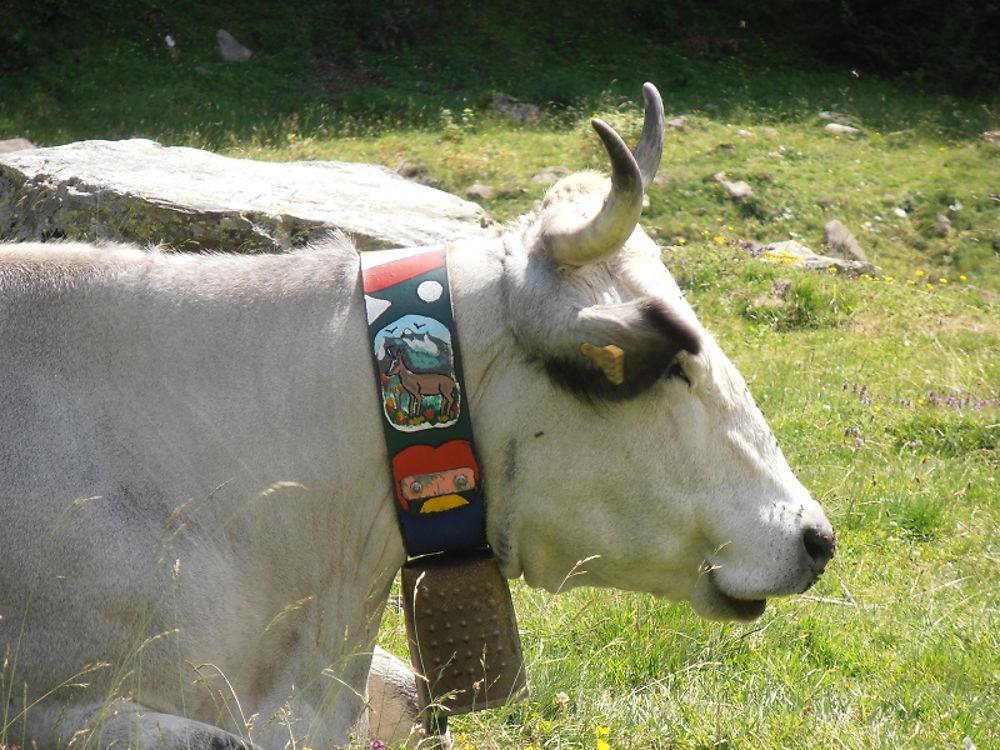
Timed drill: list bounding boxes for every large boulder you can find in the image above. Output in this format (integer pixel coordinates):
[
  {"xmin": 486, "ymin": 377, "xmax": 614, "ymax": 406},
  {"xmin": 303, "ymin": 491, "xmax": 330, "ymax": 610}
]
[{"xmin": 0, "ymin": 139, "xmax": 489, "ymax": 252}]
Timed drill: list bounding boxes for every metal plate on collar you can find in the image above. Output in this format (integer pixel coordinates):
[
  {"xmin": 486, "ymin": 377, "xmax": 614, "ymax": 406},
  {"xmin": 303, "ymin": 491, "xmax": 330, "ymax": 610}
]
[{"xmin": 401, "ymin": 550, "xmax": 528, "ymax": 716}]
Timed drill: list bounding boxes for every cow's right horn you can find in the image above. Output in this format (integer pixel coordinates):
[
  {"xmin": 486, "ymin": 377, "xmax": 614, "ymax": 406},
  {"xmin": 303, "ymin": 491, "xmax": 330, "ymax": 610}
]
[
  {"xmin": 633, "ymin": 82, "xmax": 664, "ymax": 192},
  {"xmin": 542, "ymin": 119, "xmax": 644, "ymax": 267}
]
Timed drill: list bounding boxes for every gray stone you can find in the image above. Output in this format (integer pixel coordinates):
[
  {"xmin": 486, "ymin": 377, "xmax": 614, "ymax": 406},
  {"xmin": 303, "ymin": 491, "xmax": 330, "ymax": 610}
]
[
  {"xmin": 981, "ymin": 130, "xmax": 1000, "ymax": 146},
  {"xmin": 935, "ymin": 213, "xmax": 952, "ymax": 236},
  {"xmin": 396, "ymin": 159, "xmax": 440, "ymax": 188},
  {"xmin": 713, "ymin": 172, "xmax": 752, "ymax": 200},
  {"xmin": 466, "ymin": 183, "xmax": 495, "ymax": 200},
  {"xmin": 531, "ymin": 167, "xmax": 569, "ymax": 185},
  {"xmin": 824, "ymin": 123, "xmax": 861, "ymax": 137},
  {"xmin": 665, "ymin": 116, "xmax": 690, "ymax": 131},
  {"xmin": 824, "ymin": 219, "xmax": 867, "ymax": 262},
  {"xmin": 0, "ymin": 138, "xmax": 35, "ymax": 154},
  {"xmin": 491, "ymin": 93, "xmax": 542, "ymax": 125},
  {"xmin": 216, "ymin": 29, "xmax": 252, "ymax": 63},
  {"xmin": 0, "ymin": 139, "xmax": 489, "ymax": 252},
  {"xmin": 758, "ymin": 240, "xmax": 875, "ymax": 274}
]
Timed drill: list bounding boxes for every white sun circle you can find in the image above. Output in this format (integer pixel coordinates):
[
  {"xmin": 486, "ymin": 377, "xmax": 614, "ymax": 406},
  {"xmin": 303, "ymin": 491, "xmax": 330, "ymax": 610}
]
[{"xmin": 417, "ymin": 279, "xmax": 444, "ymax": 303}]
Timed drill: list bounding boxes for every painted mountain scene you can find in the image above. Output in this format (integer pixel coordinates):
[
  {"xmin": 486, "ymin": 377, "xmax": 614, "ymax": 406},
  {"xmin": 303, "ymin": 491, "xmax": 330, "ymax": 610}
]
[{"xmin": 374, "ymin": 314, "xmax": 461, "ymax": 431}]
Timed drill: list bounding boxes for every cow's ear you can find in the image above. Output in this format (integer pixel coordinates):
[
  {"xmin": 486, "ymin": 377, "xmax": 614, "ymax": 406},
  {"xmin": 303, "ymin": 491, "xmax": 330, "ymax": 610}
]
[{"xmin": 540, "ymin": 297, "xmax": 701, "ymax": 400}]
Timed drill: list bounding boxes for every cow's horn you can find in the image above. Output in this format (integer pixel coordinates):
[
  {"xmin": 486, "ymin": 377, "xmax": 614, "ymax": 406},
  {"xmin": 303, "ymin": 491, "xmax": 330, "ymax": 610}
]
[
  {"xmin": 633, "ymin": 82, "xmax": 664, "ymax": 192},
  {"xmin": 543, "ymin": 118, "xmax": 644, "ymax": 267}
]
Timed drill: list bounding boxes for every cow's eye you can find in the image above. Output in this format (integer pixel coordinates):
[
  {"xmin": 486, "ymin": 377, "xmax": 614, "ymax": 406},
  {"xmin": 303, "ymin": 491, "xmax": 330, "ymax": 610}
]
[{"xmin": 665, "ymin": 360, "xmax": 691, "ymax": 386}]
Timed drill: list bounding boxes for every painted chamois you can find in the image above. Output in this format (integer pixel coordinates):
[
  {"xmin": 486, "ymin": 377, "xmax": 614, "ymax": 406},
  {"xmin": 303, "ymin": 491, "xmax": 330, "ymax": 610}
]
[{"xmin": 386, "ymin": 350, "xmax": 459, "ymax": 419}]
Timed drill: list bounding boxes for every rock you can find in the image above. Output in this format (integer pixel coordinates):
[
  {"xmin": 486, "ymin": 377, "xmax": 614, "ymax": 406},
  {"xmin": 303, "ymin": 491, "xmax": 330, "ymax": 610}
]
[
  {"xmin": 713, "ymin": 172, "xmax": 752, "ymax": 200},
  {"xmin": 665, "ymin": 116, "xmax": 690, "ymax": 131},
  {"xmin": 465, "ymin": 183, "xmax": 495, "ymax": 201},
  {"xmin": 757, "ymin": 240, "xmax": 875, "ymax": 274},
  {"xmin": 491, "ymin": 92, "xmax": 541, "ymax": 125},
  {"xmin": 736, "ymin": 129, "xmax": 754, "ymax": 138},
  {"xmin": 217, "ymin": 29, "xmax": 252, "ymax": 63},
  {"xmin": 531, "ymin": 167, "xmax": 569, "ymax": 185},
  {"xmin": 824, "ymin": 219, "xmax": 868, "ymax": 262},
  {"xmin": 935, "ymin": 213, "xmax": 952, "ymax": 236},
  {"xmin": 0, "ymin": 139, "xmax": 488, "ymax": 252},
  {"xmin": 0, "ymin": 138, "xmax": 35, "ymax": 154},
  {"xmin": 981, "ymin": 130, "xmax": 1000, "ymax": 146},
  {"xmin": 824, "ymin": 123, "xmax": 861, "ymax": 137}
]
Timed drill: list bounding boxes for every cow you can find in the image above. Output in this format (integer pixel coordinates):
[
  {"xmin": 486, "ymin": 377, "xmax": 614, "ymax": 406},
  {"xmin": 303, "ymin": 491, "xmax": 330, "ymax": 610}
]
[{"xmin": 0, "ymin": 84, "xmax": 834, "ymax": 749}]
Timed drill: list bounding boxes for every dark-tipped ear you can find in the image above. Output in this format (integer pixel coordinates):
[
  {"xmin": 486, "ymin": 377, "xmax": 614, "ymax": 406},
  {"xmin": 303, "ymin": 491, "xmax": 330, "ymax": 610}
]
[{"xmin": 542, "ymin": 297, "xmax": 701, "ymax": 400}]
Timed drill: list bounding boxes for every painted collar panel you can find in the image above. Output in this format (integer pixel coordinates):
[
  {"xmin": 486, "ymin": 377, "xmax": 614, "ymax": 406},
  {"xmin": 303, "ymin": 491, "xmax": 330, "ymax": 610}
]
[{"xmin": 361, "ymin": 246, "xmax": 487, "ymax": 556}]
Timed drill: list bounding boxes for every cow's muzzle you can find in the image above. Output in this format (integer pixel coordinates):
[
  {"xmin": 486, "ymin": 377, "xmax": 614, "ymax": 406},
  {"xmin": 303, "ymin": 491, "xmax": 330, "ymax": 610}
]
[{"xmin": 801, "ymin": 523, "xmax": 837, "ymax": 584}]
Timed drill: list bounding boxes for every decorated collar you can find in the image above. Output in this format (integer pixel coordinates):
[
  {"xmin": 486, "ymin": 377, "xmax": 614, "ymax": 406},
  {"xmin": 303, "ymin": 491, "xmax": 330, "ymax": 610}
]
[
  {"xmin": 360, "ymin": 246, "xmax": 527, "ymax": 726},
  {"xmin": 360, "ymin": 245, "xmax": 487, "ymax": 556}
]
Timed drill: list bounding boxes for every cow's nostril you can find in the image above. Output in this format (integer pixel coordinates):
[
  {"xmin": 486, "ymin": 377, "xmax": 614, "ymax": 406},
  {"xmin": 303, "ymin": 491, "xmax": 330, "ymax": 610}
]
[{"xmin": 802, "ymin": 525, "xmax": 836, "ymax": 572}]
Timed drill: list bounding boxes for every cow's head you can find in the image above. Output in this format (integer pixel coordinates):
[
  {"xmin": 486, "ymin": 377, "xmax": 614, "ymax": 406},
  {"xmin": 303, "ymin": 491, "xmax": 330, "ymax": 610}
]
[{"xmin": 480, "ymin": 84, "xmax": 835, "ymax": 621}]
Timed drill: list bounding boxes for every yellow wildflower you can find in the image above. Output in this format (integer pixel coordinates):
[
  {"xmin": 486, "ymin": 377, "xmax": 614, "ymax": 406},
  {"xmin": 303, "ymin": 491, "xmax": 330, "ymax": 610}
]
[
  {"xmin": 926, "ymin": 283, "xmax": 935, "ymax": 290},
  {"xmin": 915, "ymin": 269, "xmax": 925, "ymax": 277},
  {"xmin": 597, "ymin": 741, "xmax": 611, "ymax": 750},
  {"xmin": 714, "ymin": 236, "xmax": 726, "ymax": 245},
  {"xmin": 939, "ymin": 277, "xmax": 948, "ymax": 284},
  {"xmin": 959, "ymin": 274, "xmax": 968, "ymax": 281},
  {"xmin": 596, "ymin": 726, "xmax": 611, "ymax": 737},
  {"xmin": 827, "ymin": 265, "xmax": 838, "ymax": 274}
]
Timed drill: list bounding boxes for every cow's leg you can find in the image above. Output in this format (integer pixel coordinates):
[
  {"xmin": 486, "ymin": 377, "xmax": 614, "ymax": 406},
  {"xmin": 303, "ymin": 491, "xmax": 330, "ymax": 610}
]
[
  {"xmin": 363, "ymin": 647, "xmax": 451, "ymax": 748},
  {"xmin": 31, "ymin": 700, "xmax": 252, "ymax": 750},
  {"xmin": 364, "ymin": 647, "xmax": 420, "ymax": 744}
]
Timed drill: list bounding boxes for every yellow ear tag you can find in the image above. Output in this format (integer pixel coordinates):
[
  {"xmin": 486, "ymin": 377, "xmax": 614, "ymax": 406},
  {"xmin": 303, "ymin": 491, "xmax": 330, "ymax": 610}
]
[{"xmin": 580, "ymin": 342, "xmax": 625, "ymax": 385}]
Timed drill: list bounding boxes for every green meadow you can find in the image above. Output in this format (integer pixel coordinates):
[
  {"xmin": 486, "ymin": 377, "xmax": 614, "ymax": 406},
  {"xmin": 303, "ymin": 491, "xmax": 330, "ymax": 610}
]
[{"xmin": 2, "ymin": 3, "xmax": 997, "ymax": 747}]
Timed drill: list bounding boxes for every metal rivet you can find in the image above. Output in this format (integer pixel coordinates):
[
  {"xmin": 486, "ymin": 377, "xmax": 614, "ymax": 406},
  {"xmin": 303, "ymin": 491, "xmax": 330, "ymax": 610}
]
[
  {"xmin": 455, "ymin": 474, "xmax": 468, "ymax": 488},
  {"xmin": 410, "ymin": 480, "xmax": 423, "ymax": 493}
]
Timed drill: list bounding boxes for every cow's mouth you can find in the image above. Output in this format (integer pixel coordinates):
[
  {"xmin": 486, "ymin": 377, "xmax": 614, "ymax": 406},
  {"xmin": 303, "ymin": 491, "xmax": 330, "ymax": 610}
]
[
  {"xmin": 713, "ymin": 585, "xmax": 766, "ymax": 621},
  {"xmin": 695, "ymin": 570, "xmax": 767, "ymax": 621}
]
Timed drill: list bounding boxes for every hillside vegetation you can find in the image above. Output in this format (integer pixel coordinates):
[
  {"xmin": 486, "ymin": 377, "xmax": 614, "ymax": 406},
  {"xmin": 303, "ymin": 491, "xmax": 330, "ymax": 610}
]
[{"xmin": 1, "ymin": 3, "xmax": 998, "ymax": 748}]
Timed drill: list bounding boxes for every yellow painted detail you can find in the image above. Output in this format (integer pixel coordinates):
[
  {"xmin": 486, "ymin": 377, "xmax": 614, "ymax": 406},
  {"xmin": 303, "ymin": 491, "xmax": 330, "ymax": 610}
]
[{"xmin": 420, "ymin": 494, "xmax": 469, "ymax": 513}]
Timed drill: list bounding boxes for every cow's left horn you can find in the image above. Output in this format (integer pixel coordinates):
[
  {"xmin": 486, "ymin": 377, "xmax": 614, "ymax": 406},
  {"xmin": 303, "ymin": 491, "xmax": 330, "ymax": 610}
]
[{"xmin": 542, "ymin": 118, "xmax": 644, "ymax": 267}]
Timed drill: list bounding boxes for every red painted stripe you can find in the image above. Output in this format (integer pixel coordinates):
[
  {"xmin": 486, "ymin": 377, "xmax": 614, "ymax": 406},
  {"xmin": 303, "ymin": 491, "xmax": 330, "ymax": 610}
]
[{"xmin": 362, "ymin": 249, "xmax": 445, "ymax": 294}]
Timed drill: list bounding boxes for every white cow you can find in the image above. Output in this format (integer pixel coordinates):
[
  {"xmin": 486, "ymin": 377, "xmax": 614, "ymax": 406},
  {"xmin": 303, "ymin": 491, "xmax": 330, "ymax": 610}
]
[{"xmin": 0, "ymin": 84, "xmax": 834, "ymax": 749}]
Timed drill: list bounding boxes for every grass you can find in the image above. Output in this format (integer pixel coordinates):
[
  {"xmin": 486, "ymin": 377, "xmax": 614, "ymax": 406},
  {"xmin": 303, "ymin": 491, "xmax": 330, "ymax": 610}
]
[{"xmin": 2, "ymin": 7, "xmax": 999, "ymax": 748}]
